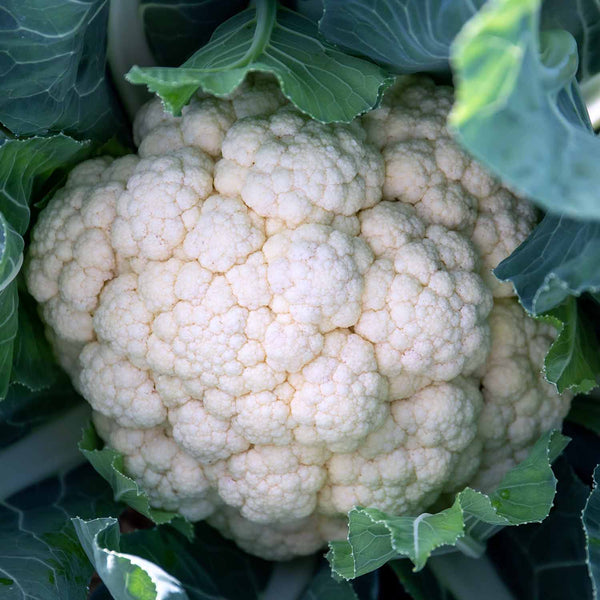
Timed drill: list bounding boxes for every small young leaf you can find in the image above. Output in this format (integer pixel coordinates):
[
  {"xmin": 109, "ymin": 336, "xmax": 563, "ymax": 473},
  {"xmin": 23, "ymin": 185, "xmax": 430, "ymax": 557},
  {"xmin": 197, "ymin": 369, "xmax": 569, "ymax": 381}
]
[
  {"xmin": 119, "ymin": 524, "xmax": 272, "ymax": 600},
  {"xmin": 538, "ymin": 297, "xmax": 600, "ymax": 393},
  {"xmin": 72, "ymin": 517, "xmax": 188, "ymax": 600},
  {"xmin": 127, "ymin": 1, "xmax": 391, "ymax": 122},
  {"xmin": 79, "ymin": 424, "xmax": 193, "ymax": 539},
  {"xmin": 328, "ymin": 430, "xmax": 568, "ymax": 579}
]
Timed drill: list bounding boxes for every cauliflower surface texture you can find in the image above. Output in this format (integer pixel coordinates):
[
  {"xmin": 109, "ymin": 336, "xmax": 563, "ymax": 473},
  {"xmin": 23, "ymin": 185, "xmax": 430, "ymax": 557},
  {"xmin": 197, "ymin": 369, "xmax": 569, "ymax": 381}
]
[{"xmin": 26, "ymin": 75, "xmax": 571, "ymax": 560}]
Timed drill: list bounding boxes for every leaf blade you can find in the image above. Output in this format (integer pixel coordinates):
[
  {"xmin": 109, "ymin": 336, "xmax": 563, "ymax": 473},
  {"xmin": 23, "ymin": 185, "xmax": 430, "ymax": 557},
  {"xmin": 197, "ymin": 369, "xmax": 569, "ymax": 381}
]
[
  {"xmin": 128, "ymin": 6, "xmax": 391, "ymax": 122},
  {"xmin": 328, "ymin": 430, "xmax": 568, "ymax": 579}
]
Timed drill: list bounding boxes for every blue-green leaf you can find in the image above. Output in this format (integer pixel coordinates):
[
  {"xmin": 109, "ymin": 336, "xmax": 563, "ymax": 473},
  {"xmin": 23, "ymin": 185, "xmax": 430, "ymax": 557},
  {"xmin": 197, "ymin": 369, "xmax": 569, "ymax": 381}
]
[
  {"xmin": 450, "ymin": 0, "xmax": 600, "ymax": 220},
  {"xmin": 568, "ymin": 395, "xmax": 600, "ymax": 436},
  {"xmin": 300, "ymin": 560, "xmax": 358, "ymax": 600},
  {"xmin": 319, "ymin": 0, "xmax": 484, "ymax": 73},
  {"xmin": 0, "ymin": 379, "xmax": 82, "ymax": 450},
  {"xmin": 0, "ymin": 135, "xmax": 91, "ymax": 235},
  {"xmin": 79, "ymin": 424, "xmax": 193, "ymax": 538},
  {"xmin": 0, "ymin": 0, "xmax": 127, "ymax": 140},
  {"xmin": 583, "ymin": 465, "xmax": 600, "ymax": 597},
  {"xmin": 140, "ymin": 0, "xmax": 248, "ymax": 66},
  {"xmin": 328, "ymin": 430, "xmax": 568, "ymax": 578},
  {"xmin": 494, "ymin": 215, "xmax": 600, "ymax": 315},
  {"xmin": 0, "ymin": 464, "xmax": 120, "ymax": 600},
  {"xmin": 541, "ymin": 0, "xmax": 600, "ymax": 82},
  {"xmin": 127, "ymin": 2, "xmax": 391, "ymax": 122},
  {"xmin": 0, "ymin": 217, "xmax": 22, "ymax": 399},
  {"xmin": 10, "ymin": 288, "xmax": 61, "ymax": 392},
  {"xmin": 0, "ymin": 134, "xmax": 91, "ymax": 400}
]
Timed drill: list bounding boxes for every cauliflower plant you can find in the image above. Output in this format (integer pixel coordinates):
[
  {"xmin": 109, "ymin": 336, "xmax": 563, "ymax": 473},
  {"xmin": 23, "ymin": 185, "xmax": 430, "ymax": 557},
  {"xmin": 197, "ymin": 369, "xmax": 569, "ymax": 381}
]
[{"xmin": 26, "ymin": 75, "xmax": 571, "ymax": 560}]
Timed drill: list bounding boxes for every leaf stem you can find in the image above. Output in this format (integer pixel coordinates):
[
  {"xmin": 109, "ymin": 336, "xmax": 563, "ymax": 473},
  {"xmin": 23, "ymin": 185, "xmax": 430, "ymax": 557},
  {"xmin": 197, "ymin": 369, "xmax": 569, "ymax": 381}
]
[
  {"xmin": 245, "ymin": 0, "xmax": 277, "ymax": 64},
  {"xmin": 0, "ymin": 403, "xmax": 90, "ymax": 499},
  {"xmin": 428, "ymin": 552, "xmax": 516, "ymax": 600}
]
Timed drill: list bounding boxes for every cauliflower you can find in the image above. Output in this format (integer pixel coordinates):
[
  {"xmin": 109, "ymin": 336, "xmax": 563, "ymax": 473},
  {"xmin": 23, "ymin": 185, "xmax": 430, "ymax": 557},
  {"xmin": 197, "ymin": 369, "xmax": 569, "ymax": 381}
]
[{"xmin": 26, "ymin": 74, "xmax": 571, "ymax": 560}]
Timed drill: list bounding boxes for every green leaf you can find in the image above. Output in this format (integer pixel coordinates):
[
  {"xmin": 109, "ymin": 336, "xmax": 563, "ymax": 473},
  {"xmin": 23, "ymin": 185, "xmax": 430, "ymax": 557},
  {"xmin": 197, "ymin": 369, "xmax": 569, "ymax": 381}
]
[
  {"xmin": 538, "ymin": 297, "xmax": 600, "ymax": 393},
  {"xmin": 449, "ymin": 0, "xmax": 600, "ymax": 220},
  {"xmin": 140, "ymin": 0, "xmax": 248, "ymax": 66},
  {"xmin": 328, "ymin": 430, "xmax": 568, "ymax": 579},
  {"xmin": 0, "ymin": 464, "xmax": 121, "ymax": 600},
  {"xmin": 127, "ymin": 0, "xmax": 391, "ymax": 122},
  {"xmin": 0, "ymin": 0, "xmax": 127, "ymax": 140},
  {"xmin": 486, "ymin": 460, "xmax": 594, "ymax": 599},
  {"xmin": 494, "ymin": 215, "xmax": 600, "ymax": 315},
  {"xmin": 119, "ymin": 524, "xmax": 272, "ymax": 600},
  {"xmin": 319, "ymin": 0, "xmax": 485, "ymax": 74},
  {"xmin": 79, "ymin": 424, "xmax": 193, "ymax": 539},
  {"xmin": 494, "ymin": 214, "xmax": 600, "ymax": 394},
  {"xmin": 568, "ymin": 396, "xmax": 600, "ymax": 436},
  {"xmin": 73, "ymin": 517, "xmax": 188, "ymax": 600},
  {"xmin": 583, "ymin": 465, "xmax": 600, "ymax": 598}
]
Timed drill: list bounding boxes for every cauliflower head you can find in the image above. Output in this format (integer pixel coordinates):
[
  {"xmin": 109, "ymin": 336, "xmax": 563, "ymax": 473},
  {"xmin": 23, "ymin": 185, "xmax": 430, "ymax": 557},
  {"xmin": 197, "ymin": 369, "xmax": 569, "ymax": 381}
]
[{"xmin": 26, "ymin": 75, "xmax": 571, "ymax": 560}]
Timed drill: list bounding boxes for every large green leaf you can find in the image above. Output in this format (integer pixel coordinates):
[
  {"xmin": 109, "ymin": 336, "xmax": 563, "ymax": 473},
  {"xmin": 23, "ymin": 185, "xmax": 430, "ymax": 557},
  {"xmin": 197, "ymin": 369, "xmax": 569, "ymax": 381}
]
[
  {"xmin": 140, "ymin": 0, "xmax": 248, "ymax": 66},
  {"xmin": 79, "ymin": 424, "xmax": 193, "ymax": 538},
  {"xmin": 583, "ymin": 465, "xmax": 600, "ymax": 598},
  {"xmin": 0, "ymin": 464, "xmax": 120, "ymax": 600},
  {"xmin": 73, "ymin": 517, "xmax": 189, "ymax": 600},
  {"xmin": 319, "ymin": 0, "xmax": 484, "ymax": 73},
  {"xmin": 0, "ymin": 134, "xmax": 91, "ymax": 400},
  {"xmin": 450, "ymin": 0, "xmax": 600, "ymax": 220},
  {"xmin": 538, "ymin": 297, "xmax": 600, "ymax": 393},
  {"xmin": 328, "ymin": 430, "xmax": 568, "ymax": 579},
  {"xmin": 487, "ymin": 460, "xmax": 594, "ymax": 600},
  {"xmin": 0, "ymin": 217, "xmax": 22, "ymax": 399},
  {"xmin": 568, "ymin": 395, "xmax": 600, "ymax": 436},
  {"xmin": 127, "ymin": 0, "xmax": 391, "ymax": 122},
  {"xmin": 0, "ymin": 0, "xmax": 127, "ymax": 140}
]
